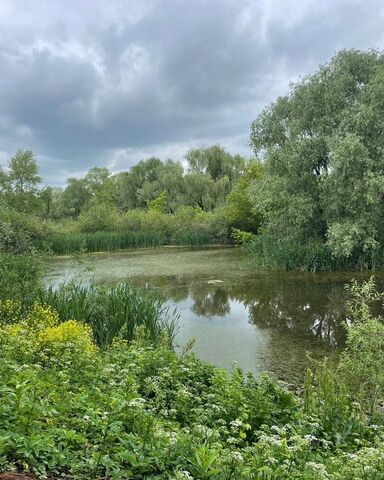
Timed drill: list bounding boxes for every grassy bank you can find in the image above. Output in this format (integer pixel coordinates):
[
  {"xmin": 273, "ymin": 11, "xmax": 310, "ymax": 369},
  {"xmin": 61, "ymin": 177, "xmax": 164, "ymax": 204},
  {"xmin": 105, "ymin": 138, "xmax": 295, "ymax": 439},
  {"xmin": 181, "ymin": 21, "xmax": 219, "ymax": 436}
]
[
  {"xmin": 0, "ymin": 297, "xmax": 383, "ymax": 479},
  {"xmin": 0, "ymin": 253, "xmax": 384, "ymax": 478}
]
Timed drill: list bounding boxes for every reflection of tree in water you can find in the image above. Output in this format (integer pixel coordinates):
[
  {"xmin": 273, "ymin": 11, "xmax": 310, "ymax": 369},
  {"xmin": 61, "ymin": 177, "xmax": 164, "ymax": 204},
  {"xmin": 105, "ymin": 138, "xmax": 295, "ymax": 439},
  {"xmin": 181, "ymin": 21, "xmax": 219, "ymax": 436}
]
[
  {"xmin": 143, "ymin": 273, "xmax": 350, "ymax": 348},
  {"xmin": 190, "ymin": 285, "xmax": 231, "ymax": 317},
  {"xmin": 234, "ymin": 277, "xmax": 347, "ymax": 348}
]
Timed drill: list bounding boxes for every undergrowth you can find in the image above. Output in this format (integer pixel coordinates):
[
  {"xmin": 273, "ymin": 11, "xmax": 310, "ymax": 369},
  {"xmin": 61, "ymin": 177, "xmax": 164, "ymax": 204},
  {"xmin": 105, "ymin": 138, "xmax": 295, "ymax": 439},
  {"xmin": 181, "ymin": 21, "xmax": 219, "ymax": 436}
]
[{"xmin": 0, "ymin": 254, "xmax": 383, "ymax": 479}]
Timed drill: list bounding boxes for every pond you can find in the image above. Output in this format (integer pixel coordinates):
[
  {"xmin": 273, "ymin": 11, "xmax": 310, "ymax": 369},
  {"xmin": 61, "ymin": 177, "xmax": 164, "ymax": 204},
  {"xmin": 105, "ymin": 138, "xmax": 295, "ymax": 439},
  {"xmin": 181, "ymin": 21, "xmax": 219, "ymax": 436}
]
[{"xmin": 46, "ymin": 246, "xmax": 377, "ymax": 384}]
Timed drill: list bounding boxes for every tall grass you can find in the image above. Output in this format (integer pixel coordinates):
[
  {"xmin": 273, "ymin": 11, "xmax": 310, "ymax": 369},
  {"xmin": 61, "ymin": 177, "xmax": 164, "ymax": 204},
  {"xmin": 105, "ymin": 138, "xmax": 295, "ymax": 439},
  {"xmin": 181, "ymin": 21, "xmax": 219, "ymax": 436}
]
[
  {"xmin": 246, "ymin": 235, "xmax": 341, "ymax": 272},
  {"xmin": 173, "ymin": 231, "xmax": 211, "ymax": 246},
  {"xmin": 39, "ymin": 282, "xmax": 179, "ymax": 346},
  {"xmin": 38, "ymin": 231, "xmax": 167, "ymax": 255},
  {"xmin": 247, "ymin": 234, "xmax": 384, "ymax": 271},
  {"xmin": 37, "ymin": 230, "xmax": 217, "ymax": 254}
]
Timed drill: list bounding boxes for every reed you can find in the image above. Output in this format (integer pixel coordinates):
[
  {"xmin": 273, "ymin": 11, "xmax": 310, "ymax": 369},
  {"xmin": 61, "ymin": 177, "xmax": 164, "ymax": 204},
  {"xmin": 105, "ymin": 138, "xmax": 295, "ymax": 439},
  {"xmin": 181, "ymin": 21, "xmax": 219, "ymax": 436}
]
[
  {"xmin": 38, "ymin": 229, "xmax": 218, "ymax": 254},
  {"xmin": 173, "ymin": 231, "xmax": 211, "ymax": 246},
  {"xmin": 39, "ymin": 282, "xmax": 179, "ymax": 346},
  {"xmin": 246, "ymin": 235, "xmax": 341, "ymax": 272},
  {"xmin": 40, "ymin": 231, "xmax": 167, "ymax": 254}
]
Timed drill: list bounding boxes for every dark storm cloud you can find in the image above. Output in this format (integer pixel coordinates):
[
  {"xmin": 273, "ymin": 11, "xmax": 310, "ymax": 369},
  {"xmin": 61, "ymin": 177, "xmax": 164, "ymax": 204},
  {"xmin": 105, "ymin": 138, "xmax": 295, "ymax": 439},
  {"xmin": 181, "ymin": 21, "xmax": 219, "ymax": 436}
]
[{"xmin": 0, "ymin": 0, "xmax": 383, "ymax": 184}]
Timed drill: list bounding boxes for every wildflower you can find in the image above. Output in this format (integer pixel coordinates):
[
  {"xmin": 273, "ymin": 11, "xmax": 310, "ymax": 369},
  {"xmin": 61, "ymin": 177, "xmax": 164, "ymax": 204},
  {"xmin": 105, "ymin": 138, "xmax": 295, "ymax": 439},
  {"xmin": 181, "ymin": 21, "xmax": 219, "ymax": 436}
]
[
  {"xmin": 304, "ymin": 434, "xmax": 318, "ymax": 443},
  {"xmin": 230, "ymin": 419, "xmax": 243, "ymax": 429},
  {"xmin": 232, "ymin": 451, "xmax": 244, "ymax": 462}
]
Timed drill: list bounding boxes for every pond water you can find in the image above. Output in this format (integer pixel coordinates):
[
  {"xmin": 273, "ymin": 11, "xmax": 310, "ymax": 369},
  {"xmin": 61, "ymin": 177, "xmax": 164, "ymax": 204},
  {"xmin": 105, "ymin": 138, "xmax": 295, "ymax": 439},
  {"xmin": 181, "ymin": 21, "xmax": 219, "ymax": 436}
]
[{"xmin": 46, "ymin": 246, "xmax": 378, "ymax": 383}]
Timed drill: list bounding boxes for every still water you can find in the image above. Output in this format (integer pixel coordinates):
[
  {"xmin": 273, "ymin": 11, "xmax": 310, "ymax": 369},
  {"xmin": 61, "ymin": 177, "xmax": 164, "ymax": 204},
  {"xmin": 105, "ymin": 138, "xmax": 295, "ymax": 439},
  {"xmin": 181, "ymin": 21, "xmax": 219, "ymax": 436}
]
[{"xmin": 46, "ymin": 246, "xmax": 376, "ymax": 383}]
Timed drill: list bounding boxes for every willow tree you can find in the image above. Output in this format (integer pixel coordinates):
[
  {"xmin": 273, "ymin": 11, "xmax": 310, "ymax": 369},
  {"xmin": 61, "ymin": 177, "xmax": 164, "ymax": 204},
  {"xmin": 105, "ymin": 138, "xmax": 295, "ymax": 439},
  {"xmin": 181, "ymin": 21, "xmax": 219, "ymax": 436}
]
[{"xmin": 249, "ymin": 49, "xmax": 384, "ymax": 264}]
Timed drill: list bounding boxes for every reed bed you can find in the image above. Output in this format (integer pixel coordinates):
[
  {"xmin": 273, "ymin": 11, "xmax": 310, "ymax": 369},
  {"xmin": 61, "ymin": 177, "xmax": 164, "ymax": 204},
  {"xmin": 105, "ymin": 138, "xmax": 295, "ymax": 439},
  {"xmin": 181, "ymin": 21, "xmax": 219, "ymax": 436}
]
[
  {"xmin": 40, "ymin": 231, "xmax": 167, "ymax": 254},
  {"xmin": 38, "ymin": 230, "xmax": 217, "ymax": 254},
  {"xmin": 173, "ymin": 230, "xmax": 211, "ymax": 246},
  {"xmin": 247, "ymin": 234, "xmax": 384, "ymax": 271},
  {"xmin": 39, "ymin": 282, "xmax": 179, "ymax": 346},
  {"xmin": 247, "ymin": 235, "xmax": 341, "ymax": 272}
]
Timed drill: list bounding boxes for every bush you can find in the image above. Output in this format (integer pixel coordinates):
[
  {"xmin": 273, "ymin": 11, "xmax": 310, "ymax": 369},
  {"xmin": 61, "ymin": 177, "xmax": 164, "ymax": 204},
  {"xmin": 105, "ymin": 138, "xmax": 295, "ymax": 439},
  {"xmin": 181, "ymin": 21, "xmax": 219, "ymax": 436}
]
[
  {"xmin": 339, "ymin": 278, "xmax": 384, "ymax": 417},
  {"xmin": 0, "ymin": 253, "xmax": 43, "ymax": 304},
  {"xmin": 303, "ymin": 278, "xmax": 384, "ymax": 448},
  {"xmin": 78, "ymin": 203, "xmax": 120, "ymax": 233},
  {"xmin": 0, "ymin": 209, "xmax": 56, "ymax": 254}
]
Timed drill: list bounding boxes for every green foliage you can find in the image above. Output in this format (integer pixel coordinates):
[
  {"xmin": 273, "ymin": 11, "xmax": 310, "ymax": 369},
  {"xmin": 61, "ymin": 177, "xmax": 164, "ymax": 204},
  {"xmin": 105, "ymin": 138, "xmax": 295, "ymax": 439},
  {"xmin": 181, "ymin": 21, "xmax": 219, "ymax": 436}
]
[
  {"xmin": 42, "ymin": 231, "xmax": 167, "ymax": 254},
  {"xmin": 0, "ymin": 317, "xmax": 383, "ymax": 479},
  {"xmin": 246, "ymin": 235, "xmax": 338, "ymax": 272},
  {"xmin": 39, "ymin": 282, "xmax": 178, "ymax": 347},
  {"xmin": 304, "ymin": 278, "xmax": 384, "ymax": 450},
  {"xmin": 78, "ymin": 203, "xmax": 120, "ymax": 233},
  {"xmin": 0, "ymin": 208, "xmax": 56, "ymax": 255},
  {"xmin": 147, "ymin": 191, "xmax": 168, "ymax": 213},
  {"xmin": 249, "ymin": 49, "xmax": 384, "ymax": 269},
  {"xmin": 231, "ymin": 228, "xmax": 255, "ymax": 246},
  {"xmin": 339, "ymin": 278, "xmax": 384, "ymax": 416},
  {"xmin": 185, "ymin": 145, "xmax": 245, "ymax": 184},
  {"xmin": 0, "ymin": 149, "xmax": 43, "ymax": 213},
  {"xmin": 226, "ymin": 161, "xmax": 263, "ymax": 233},
  {"xmin": 0, "ymin": 254, "xmax": 43, "ymax": 304},
  {"xmin": 0, "ymin": 272, "xmax": 383, "ymax": 478},
  {"xmin": 38, "ymin": 207, "xmax": 229, "ymax": 254}
]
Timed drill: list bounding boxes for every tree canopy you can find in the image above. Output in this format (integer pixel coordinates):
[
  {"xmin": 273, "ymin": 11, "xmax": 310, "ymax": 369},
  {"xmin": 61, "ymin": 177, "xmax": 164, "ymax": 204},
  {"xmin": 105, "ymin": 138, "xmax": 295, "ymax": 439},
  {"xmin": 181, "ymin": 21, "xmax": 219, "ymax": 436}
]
[
  {"xmin": 249, "ymin": 49, "xmax": 384, "ymax": 264},
  {"xmin": 0, "ymin": 149, "xmax": 43, "ymax": 213}
]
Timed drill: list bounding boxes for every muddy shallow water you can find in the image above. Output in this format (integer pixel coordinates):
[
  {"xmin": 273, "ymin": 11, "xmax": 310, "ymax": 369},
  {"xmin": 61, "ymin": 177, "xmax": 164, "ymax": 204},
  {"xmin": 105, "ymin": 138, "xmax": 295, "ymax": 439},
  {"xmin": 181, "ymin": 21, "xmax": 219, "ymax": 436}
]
[{"xmin": 46, "ymin": 246, "xmax": 380, "ymax": 383}]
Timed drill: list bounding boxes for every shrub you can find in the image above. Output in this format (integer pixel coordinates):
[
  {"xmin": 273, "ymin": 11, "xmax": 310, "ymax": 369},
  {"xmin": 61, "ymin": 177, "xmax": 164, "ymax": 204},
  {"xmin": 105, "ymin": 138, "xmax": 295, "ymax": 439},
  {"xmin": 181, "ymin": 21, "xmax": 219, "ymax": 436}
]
[
  {"xmin": 0, "ymin": 253, "xmax": 43, "ymax": 304},
  {"xmin": 38, "ymin": 320, "xmax": 96, "ymax": 356},
  {"xmin": 231, "ymin": 228, "xmax": 255, "ymax": 245},
  {"xmin": 78, "ymin": 203, "xmax": 120, "ymax": 233}
]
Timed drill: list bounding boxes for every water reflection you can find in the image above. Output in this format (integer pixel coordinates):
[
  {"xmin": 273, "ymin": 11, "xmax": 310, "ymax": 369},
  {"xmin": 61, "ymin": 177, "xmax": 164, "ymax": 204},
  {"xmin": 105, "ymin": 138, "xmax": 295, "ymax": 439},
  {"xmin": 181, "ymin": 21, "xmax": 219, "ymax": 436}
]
[
  {"xmin": 47, "ymin": 247, "xmax": 381, "ymax": 383},
  {"xmin": 191, "ymin": 286, "xmax": 231, "ymax": 317},
  {"xmin": 161, "ymin": 278, "xmax": 347, "ymax": 349}
]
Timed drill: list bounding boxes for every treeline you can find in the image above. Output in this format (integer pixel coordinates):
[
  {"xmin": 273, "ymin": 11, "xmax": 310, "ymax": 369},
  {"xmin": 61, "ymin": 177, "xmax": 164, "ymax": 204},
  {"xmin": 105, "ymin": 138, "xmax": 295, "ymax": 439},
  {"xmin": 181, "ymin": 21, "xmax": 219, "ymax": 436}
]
[{"xmin": 0, "ymin": 146, "xmax": 262, "ymax": 254}]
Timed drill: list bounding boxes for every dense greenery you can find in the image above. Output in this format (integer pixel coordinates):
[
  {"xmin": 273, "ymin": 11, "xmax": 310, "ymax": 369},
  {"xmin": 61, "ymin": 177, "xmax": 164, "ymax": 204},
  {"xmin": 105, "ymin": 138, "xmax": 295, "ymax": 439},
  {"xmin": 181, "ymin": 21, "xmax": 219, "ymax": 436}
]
[
  {"xmin": 247, "ymin": 49, "xmax": 384, "ymax": 270},
  {"xmin": 0, "ymin": 146, "xmax": 248, "ymax": 254},
  {"xmin": 39, "ymin": 282, "xmax": 178, "ymax": 347},
  {"xmin": 0, "ymin": 253, "xmax": 383, "ymax": 478}
]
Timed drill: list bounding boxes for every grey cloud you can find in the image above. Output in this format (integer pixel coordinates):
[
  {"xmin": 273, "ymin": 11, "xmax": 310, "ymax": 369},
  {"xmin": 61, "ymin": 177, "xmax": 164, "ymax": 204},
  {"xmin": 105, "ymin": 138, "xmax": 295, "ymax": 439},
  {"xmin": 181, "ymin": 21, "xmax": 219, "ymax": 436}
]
[{"xmin": 0, "ymin": 0, "xmax": 383, "ymax": 185}]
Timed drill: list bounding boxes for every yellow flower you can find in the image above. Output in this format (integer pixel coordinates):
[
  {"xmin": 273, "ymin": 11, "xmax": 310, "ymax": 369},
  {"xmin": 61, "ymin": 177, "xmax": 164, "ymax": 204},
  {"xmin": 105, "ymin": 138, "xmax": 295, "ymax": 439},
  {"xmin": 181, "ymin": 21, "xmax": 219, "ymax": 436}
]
[
  {"xmin": 38, "ymin": 320, "xmax": 96, "ymax": 354},
  {"xmin": 0, "ymin": 299, "xmax": 22, "ymax": 325},
  {"xmin": 25, "ymin": 303, "xmax": 59, "ymax": 331}
]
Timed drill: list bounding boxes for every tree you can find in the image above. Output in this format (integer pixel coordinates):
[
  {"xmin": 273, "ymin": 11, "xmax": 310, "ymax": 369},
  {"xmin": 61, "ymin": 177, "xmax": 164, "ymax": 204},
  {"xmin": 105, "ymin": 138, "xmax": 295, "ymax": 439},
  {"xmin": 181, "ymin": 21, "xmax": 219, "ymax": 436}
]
[
  {"xmin": 84, "ymin": 167, "xmax": 113, "ymax": 204},
  {"xmin": 226, "ymin": 161, "xmax": 263, "ymax": 233},
  {"xmin": 185, "ymin": 145, "xmax": 245, "ymax": 185},
  {"xmin": 113, "ymin": 157, "xmax": 165, "ymax": 210},
  {"xmin": 184, "ymin": 173, "xmax": 216, "ymax": 211},
  {"xmin": 1, "ymin": 149, "xmax": 42, "ymax": 213},
  {"xmin": 56, "ymin": 177, "xmax": 91, "ymax": 217},
  {"xmin": 249, "ymin": 49, "xmax": 384, "ymax": 264},
  {"xmin": 184, "ymin": 146, "xmax": 246, "ymax": 211}
]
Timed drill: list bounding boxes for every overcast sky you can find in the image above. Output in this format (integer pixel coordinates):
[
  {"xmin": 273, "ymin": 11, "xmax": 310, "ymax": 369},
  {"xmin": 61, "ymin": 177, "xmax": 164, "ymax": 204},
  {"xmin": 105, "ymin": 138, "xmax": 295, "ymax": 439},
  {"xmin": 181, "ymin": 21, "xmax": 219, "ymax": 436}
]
[{"xmin": 0, "ymin": 0, "xmax": 383, "ymax": 185}]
